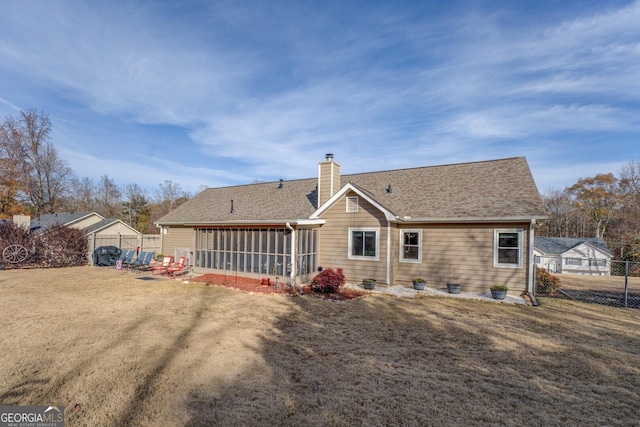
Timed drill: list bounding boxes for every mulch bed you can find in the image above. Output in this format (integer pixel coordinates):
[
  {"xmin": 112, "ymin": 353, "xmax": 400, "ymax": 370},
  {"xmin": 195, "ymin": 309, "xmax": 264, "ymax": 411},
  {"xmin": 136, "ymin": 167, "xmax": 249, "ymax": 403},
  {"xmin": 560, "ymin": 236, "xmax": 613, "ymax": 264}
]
[{"xmin": 187, "ymin": 273, "xmax": 366, "ymax": 300}]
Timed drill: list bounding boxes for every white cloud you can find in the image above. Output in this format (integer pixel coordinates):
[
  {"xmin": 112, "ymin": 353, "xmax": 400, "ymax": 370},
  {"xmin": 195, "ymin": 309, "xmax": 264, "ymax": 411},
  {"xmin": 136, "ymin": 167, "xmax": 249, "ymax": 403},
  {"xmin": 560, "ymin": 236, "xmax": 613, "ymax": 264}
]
[{"xmin": 1, "ymin": 1, "xmax": 639, "ymax": 193}]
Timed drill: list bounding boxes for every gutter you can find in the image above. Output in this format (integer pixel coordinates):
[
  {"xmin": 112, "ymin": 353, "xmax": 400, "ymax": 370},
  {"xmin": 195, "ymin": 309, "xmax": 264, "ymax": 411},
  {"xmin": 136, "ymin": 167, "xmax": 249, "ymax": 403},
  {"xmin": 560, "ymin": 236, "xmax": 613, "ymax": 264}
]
[
  {"xmin": 393, "ymin": 215, "xmax": 548, "ymax": 224},
  {"xmin": 155, "ymin": 219, "xmax": 326, "ymax": 227}
]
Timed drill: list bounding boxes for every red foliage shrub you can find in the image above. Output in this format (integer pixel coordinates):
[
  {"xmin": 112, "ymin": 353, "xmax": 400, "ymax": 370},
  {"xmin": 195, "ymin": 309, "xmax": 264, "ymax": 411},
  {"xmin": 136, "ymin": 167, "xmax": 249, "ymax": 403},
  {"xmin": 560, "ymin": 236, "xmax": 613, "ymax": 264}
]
[
  {"xmin": 310, "ymin": 267, "xmax": 345, "ymax": 294},
  {"xmin": 0, "ymin": 221, "xmax": 88, "ymax": 268},
  {"xmin": 38, "ymin": 225, "xmax": 88, "ymax": 267}
]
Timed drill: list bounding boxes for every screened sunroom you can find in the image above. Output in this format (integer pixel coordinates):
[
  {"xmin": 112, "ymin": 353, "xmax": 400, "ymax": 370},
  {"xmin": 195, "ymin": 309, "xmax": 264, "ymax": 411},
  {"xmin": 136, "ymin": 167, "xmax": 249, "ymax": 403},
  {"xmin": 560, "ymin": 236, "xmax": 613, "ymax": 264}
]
[{"xmin": 194, "ymin": 227, "xmax": 318, "ymax": 280}]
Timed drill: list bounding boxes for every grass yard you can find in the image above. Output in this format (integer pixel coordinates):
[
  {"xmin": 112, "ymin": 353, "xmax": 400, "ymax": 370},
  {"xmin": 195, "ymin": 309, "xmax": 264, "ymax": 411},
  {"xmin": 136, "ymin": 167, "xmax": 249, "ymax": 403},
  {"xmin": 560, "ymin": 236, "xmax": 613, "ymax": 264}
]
[
  {"xmin": 1, "ymin": 267, "xmax": 639, "ymax": 426},
  {"xmin": 558, "ymin": 272, "xmax": 640, "ymax": 292}
]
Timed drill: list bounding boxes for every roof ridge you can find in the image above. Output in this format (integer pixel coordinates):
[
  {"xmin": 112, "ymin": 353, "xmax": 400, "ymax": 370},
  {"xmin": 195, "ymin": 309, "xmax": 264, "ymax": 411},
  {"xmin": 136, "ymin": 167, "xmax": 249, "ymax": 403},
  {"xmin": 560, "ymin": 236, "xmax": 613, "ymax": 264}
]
[
  {"xmin": 201, "ymin": 176, "xmax": 317, "ymax": 191},
  {"xmin": 342, "ymin": 157, "xmax": 525, "ymax": 178},
  {"xmin": 202, "ymin": 157, "xmax": 526, "ymax": 191}
]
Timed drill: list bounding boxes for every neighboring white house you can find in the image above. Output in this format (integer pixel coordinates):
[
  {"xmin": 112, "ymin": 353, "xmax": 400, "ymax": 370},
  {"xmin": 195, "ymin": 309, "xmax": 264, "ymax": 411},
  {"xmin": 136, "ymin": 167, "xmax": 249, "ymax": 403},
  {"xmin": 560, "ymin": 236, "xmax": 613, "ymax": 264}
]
[{"xmin": 534, "ymin": 237, "xmax": 612, "ymax": 275}]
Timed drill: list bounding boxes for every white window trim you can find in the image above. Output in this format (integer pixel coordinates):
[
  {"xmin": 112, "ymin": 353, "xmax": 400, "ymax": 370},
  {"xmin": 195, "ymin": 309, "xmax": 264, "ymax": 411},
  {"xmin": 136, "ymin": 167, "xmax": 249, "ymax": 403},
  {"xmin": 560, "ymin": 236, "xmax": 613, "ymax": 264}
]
[
  {"xmin": 493, "ymin": 229, "xmax": 523, "ymax": 268},
  {"xmin": 346, "ymin": 196, "xmax": 359, "ymax": 213},
  {"xmin": 399, "ymin": 229, "xmax": 422, "ymax": 263},
  {"xmin": 348, "ymin": 227, "xmax": 379, "ymax": 261}
]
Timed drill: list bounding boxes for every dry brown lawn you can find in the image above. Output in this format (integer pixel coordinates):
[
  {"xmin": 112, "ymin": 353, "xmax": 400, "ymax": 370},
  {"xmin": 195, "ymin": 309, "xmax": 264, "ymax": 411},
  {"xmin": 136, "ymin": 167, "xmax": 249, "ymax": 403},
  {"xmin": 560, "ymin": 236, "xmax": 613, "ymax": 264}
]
[
  {"xmin": 558, "ymin": 272, "xmax": 640, "ymax": 292},
  {"xmin": 1, "ymin": 267, "xmax": 639, "ymax": 426}
]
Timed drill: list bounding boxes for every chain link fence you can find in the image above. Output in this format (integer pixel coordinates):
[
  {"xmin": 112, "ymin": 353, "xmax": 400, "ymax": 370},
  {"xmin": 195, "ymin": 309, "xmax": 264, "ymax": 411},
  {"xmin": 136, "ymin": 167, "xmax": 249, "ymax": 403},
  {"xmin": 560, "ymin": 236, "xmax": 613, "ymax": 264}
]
[{"xmin": 535, "ymin": 261, "xmax": 640, "ymax": 309}]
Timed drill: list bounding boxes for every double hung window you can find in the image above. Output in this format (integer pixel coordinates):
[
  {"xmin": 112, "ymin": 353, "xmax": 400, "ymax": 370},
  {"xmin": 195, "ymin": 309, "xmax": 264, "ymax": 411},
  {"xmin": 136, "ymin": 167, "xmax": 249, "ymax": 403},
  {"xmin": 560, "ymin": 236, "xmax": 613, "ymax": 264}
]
[
  {"xmin": 349, "ymin": 228, "xmax": 378, "ymax": 260},
  {"xmin": 494, "ymin": 229, "xmax": 522, "ymax": 268},
  {"xmin": 400, "ymin": 230, "xmax": 421, "ymax": 262}
]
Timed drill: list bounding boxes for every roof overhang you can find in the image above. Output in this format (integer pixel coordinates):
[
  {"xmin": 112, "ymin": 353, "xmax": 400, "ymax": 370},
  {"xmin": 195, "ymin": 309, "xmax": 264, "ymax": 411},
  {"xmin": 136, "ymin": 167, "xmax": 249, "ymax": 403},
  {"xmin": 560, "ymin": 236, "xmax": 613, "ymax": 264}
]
[
  {"xmin": 84, "ymin": 219, "xmax": 141, "ymax": 235},
  {"xmin": 393, "ymin": 215, "xmax": 547, "ymax": 224},
  {"xmin": 158, "ymin": 219, "xmax": 326, "ymax": 227},
  {"xmin": 311, "ymin": 183, "xmax": 396, "ymax": 221},
  {"xmin": 565, "ymin": 241, "xmax": 612, "ymax": 257},
  {"xmin": 68, "ymin": 212, "xmax": 105, "ymax": 227}
]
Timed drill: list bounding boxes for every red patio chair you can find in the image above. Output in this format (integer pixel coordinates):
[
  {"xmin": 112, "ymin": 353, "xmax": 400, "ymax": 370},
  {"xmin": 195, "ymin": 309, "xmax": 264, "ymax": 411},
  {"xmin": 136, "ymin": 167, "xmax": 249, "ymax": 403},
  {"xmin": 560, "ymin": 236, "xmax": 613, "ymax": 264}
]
[
  {"xmin": 166, "ymin": 256, "xmax": 188, "ymax": 278},
  {"xmin": 151, "ymin": 256, "xmax": 173, "ymax": 275}
]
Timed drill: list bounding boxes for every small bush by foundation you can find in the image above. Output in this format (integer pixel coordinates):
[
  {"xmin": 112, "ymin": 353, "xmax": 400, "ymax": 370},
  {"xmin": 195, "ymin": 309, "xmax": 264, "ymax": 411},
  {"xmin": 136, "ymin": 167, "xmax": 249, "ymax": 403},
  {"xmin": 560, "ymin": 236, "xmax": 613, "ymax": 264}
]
[{"xmin": 310, "ymin": 268, "xmax": 346, "ymax": 294}]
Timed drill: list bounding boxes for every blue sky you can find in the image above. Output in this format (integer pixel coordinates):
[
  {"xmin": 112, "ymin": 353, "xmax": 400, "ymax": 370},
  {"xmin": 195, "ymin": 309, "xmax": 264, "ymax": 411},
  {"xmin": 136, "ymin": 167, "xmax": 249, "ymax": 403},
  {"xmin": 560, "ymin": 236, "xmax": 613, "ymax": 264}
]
[{"xmin": 1, "ymin": 1, "xmax": 638, "ymax": 195}]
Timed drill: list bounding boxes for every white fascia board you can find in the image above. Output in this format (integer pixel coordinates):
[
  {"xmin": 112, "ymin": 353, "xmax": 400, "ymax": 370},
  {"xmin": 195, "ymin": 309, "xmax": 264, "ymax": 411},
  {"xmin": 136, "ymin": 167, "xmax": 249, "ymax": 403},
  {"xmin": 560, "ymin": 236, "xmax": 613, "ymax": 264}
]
[
  {"xmin": 166, "ymin": 219, "xmax": 326, "ymax": 227},
  {"xmin": 310, "ymin": 183, "xmax": 396, "ymax": 221},
  {"xmin": 581, "ymin": 241, "xmax": 612, "ymax": 257},
  {"xmin": 68, "ymin": 212, "xmax": 105, "ymax": 227},
  {"xmin": 88, "ymin": 219, "xmax": 141, "ymax": 236},
  {"xmin": 396, "ymin": 216, "xmax": 545, "ymax": 224},
  {"xmin": 295, "ymin": 219, "xmax": 327, "ymax": 226}
]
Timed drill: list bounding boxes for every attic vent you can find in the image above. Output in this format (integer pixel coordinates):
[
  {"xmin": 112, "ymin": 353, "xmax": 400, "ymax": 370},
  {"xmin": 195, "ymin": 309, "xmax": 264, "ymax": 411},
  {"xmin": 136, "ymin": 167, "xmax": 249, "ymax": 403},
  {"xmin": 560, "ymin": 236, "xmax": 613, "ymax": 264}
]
[
  {"xmin": 346, "ymin": 196, "xmax": 359, "ymax": 213},
  {"xmin": 386, "ymin": 184, "xmax": 392, "ymax": 193},
  {"xmin": 230, "ymin": 199, "xmax": 234, "ymax": 214}
]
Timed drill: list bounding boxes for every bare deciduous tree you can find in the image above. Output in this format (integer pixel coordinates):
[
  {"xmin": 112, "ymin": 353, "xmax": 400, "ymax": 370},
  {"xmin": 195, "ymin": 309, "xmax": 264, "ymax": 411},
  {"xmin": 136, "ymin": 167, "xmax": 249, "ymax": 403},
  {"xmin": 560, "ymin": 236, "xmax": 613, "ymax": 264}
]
[
  {"xmin": 122, "ymin": 183, "xmax": 150, "ymax": 232},
  {"xmin": 65, "ymin": 176, "xmax": 97, "ymax": 212},
  {"xmin": 542, "ymin": 188, "xmax": 573, "ymax": 237},
  {"xmin": 567, "ymin": 173, "xmax": 619, "ymax": 239},
  {"xmin": 94, "ymin": 175, "xmax": 122, "ymax": 218},
  {"xmin": 155, "ymin": 180, "xmax": 189, "ymax": 212},
  {"xmin": 0, "ymin": 109, "xmax": 73, "ymax": 215}
]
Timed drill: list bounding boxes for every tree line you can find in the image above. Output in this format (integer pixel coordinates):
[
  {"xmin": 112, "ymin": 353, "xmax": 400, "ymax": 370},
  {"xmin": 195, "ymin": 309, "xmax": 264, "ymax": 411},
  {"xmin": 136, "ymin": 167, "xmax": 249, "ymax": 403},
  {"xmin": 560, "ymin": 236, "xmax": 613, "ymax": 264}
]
[
  {"xmin": 3, "ymin": 109, "xmax": 640, "ymax": 255},
  {"xmin": 541, "ymin": 162, "xmax": 640, "ymax": 260},
  {"xmin": 0, "ymin": 109, "xmax": 191, "ymax": 233}
]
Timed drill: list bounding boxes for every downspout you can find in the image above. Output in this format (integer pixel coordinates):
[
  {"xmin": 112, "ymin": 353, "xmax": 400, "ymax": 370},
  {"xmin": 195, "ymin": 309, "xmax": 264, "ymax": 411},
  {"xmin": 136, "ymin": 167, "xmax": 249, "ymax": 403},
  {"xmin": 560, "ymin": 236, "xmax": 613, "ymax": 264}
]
[
  {"xmin": 528, "ymin": 219, "xmax": 539, "ymax": 306},
  {"xmin": 286, "ymin": 222, "xmax": 296, "ymax": 287},
  {"xmin": 386, "ymin": 221, "xmax": 391, "ymax": 285},
  {"xmin": 156, "ymin": 223, "xmax": 163, "ymax": 257}
]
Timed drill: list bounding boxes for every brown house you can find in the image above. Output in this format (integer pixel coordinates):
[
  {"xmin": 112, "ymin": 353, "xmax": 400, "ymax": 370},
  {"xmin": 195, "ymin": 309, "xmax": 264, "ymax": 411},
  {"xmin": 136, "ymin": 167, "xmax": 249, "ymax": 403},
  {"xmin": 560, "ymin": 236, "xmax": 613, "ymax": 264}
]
[{"xmin": 156, "ymin": 156, "xmax": 547, "ymax": 294}]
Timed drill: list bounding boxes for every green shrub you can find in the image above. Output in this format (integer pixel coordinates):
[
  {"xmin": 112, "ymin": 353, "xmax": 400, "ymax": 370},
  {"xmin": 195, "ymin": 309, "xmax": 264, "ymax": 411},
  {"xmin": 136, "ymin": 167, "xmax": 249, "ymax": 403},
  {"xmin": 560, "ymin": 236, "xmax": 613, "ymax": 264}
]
[
  {"xmin": 490, "ymin": 285, "xmax": 508, "ymax": 291},
  {"xmin": 536, "ymin": 267, "xmax": 561, "ymax": 294}
]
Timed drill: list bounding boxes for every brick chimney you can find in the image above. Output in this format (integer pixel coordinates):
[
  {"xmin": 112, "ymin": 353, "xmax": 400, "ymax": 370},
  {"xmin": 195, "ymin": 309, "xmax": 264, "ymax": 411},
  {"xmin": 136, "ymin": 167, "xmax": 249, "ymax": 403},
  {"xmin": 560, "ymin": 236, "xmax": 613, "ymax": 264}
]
[{"xmin": 317, "ymin": 154, "xmax": 340, "ymax": 208}]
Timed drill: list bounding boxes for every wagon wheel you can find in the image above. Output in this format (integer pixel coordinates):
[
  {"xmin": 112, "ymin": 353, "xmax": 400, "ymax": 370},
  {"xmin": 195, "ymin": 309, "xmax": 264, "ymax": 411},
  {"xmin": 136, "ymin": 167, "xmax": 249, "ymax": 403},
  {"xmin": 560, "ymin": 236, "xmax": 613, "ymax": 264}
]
[{"xmin": 2, "ymin": 244, "xmax": 29, "ymax": 264}]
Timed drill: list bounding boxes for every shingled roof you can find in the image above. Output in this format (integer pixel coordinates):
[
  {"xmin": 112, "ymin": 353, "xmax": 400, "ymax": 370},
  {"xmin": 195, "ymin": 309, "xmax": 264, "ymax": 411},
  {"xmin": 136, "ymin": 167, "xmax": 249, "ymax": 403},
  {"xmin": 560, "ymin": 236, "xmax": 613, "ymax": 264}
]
[
  {"xmin": 156, "ymin": 157, "xmax": 547, "ymax": 225},
  {"xmin": 534, "ymin": 237, "xmax": 611, "ymax": 256},
  {"xmin": 29, "ymin": 212, "xmax": 98, "ymax": 232}
]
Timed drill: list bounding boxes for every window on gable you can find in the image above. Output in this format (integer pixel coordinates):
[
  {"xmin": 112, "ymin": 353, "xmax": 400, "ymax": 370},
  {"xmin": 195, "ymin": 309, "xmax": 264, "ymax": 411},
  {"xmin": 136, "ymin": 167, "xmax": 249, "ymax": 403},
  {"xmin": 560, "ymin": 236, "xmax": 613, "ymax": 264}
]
[
  {"xmin": 346, "ymin": 196, "xmax": 359, "ymax": 213},
  {"xmin": 493, "ymin": 229, "xmax": 522, "ymax": 268},
  {"xmin": 400, "ymin": 230, "xmax": 421, "ymax": 262},
  {"xmin": 349, "ymin": 228, "xmax": 378, "ymax": 260}
]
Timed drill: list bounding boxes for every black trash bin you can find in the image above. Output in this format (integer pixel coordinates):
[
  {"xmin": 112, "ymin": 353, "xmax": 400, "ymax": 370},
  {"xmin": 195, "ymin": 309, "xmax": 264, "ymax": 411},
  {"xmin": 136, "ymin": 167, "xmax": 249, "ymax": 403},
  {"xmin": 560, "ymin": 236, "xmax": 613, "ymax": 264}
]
[{"xmin": 93, "ymin": 246, "xmax": 122, "ymax": 266}]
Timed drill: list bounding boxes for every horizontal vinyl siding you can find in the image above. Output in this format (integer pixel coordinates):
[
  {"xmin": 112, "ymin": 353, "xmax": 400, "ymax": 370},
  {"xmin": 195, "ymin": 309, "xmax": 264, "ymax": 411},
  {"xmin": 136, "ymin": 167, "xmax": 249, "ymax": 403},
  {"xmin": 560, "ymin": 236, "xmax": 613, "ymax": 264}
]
[
  {"xmin": 318, "ymin": 192, "xmax": 388, "ymax": 284},
  {"xmin": 161, "ymin": 226, "xmax": 194, "ymax": 258},
  {"xmin": 96, "ymin": 223, "xmax": 139, "ymax": 236},
  {"xmin": 393, "ymin": 223, "xmax": 530, "ymax": 294},
  {"xmin": 73, "ymin": 215, "xmax": 102, "ymax": 230},
  {"xmin": 318, "ymin": 165, "xmax": 332, "ymax": 206}
]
